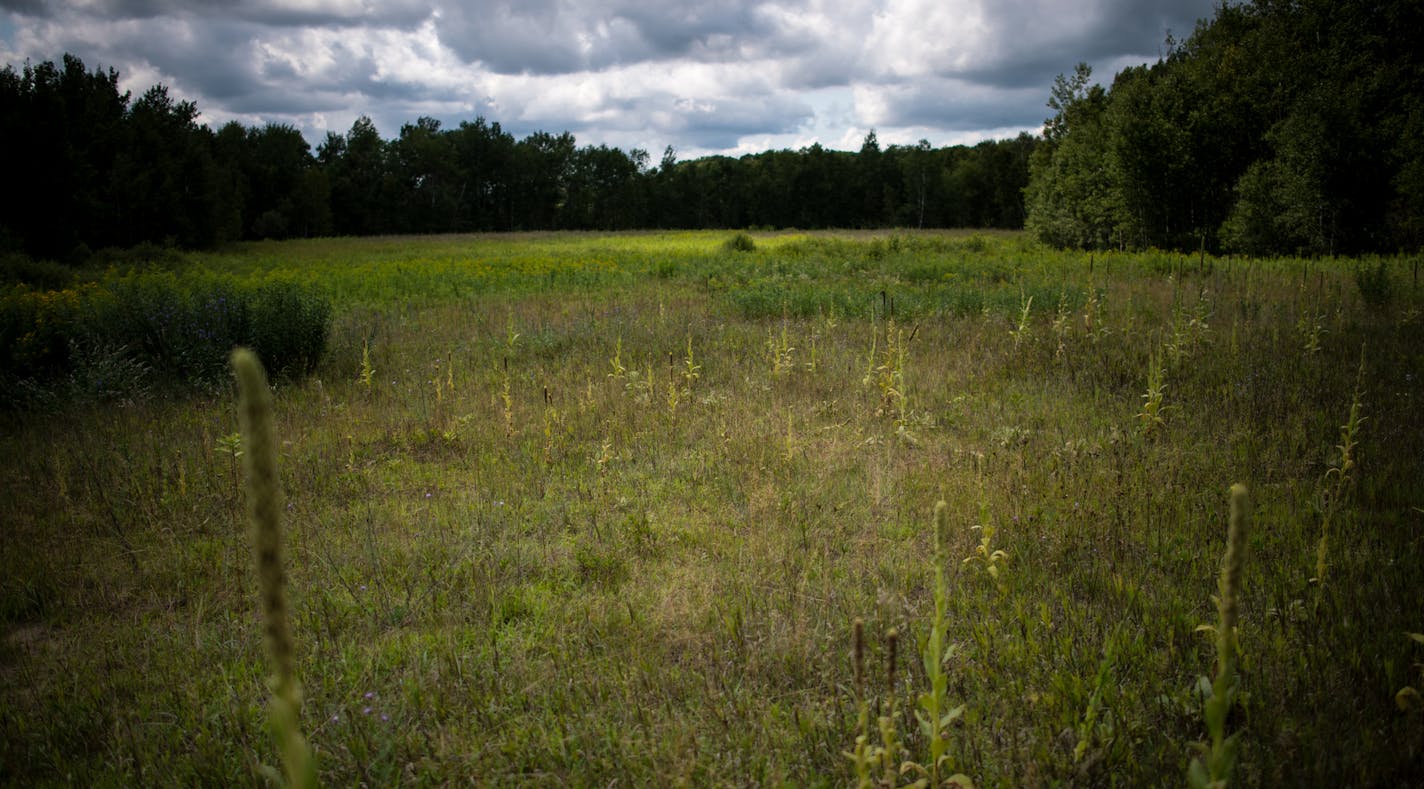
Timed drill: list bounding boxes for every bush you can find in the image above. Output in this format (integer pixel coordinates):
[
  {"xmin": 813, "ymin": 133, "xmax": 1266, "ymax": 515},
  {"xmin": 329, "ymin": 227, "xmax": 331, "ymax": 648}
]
[
  {"xmin": 0, "ymin": 253, "xmax": 77, "ymax": 290},
  {"xmin": 249, "ymin": 281, "xmax": 331, "ymax": 377},
  {"xmin": 0, "ymin": 272, "xmax": 331, "ymax": 405},
  {"xmin": 722, "ymin": 232, "xmax": 757, "ymax": 253},
  {"xmin": 1354, "ymin": 258, "xmax": 1393, "ymax": 309}
]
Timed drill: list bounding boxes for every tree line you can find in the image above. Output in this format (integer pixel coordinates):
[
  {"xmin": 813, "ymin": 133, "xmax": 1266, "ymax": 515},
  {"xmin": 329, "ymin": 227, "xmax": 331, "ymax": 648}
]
[
  {"xmin": 0, "ymin": 54, "xmax": 1034, "ymax": 261},
  {"xmin": 1025, "ymin": 0, "xmax": 1424, "ymax": 255}
]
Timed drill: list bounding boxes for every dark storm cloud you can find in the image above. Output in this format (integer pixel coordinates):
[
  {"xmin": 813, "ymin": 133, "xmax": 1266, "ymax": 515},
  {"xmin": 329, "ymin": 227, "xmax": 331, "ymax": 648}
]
[
  {"xmin": 1, "ymin": 0, "xmax": 1227, "ymax": 155},
  {"xmin": 431, "ymin": 0, "xmax": 799, "ymax": 74},
  {"xmin": 0, "ymin": 0, "xmax": 46, "ymax": 15},
  {"xmin": 942, "ymin": 0, "xmax": 1217, "ymax": 88},
  {"xmin": 12, "ymin": 0, "xmax": 434, "ymax": 28}
]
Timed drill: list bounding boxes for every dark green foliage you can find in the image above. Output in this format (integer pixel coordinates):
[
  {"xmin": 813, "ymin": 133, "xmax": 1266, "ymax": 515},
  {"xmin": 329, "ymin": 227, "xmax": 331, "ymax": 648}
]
[
  {"xmin": 1, "ymin": 54, "xmax": 1039, "ymax": 253},
  {"xmin": 0, "ymin": 273, "xmax": 330, "ymax": 405},
  {"xmin": 1026, "ymin": 0, "xmax": 1424, "ymax": 256},
  {"xmin": 0, "ymin": 252, "xmax": 76, "ymax": 290},
  {"xmin": 0, "ymin": 56, "xmax": 336, "ymax": 255},
  {"xmin": 1353, "ymin": 258, "xmax": 1394, "ymax": 309},
  {"xmin": 722, "ymin": 232, "xmax": 757, "ymax": 253},
  {"xmin": 248, "ymin": 281, "xmax": 331, "ymax": 377}
]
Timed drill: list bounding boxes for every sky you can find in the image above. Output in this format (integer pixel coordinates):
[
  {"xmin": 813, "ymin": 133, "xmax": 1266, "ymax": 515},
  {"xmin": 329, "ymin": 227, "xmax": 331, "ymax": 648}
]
[{"xmin": 0, "ymin": 0, "xmax": 1220, "ymax": 159}]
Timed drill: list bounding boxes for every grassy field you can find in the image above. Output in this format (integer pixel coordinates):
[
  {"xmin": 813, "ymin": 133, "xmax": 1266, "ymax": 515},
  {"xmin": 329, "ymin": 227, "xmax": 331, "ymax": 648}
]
[{"xmin": 2, "ymin": 230, "xmax": 1422, "ymax": 786}]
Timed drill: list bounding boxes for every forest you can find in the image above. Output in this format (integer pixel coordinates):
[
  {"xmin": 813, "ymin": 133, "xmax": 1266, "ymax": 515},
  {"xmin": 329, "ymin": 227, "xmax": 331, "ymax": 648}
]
[
  {"xmin": 4, "ymin": 0, "xmax": 1419, "ymax": 262},
  {"xmin": 0, "ymin": 54, "xmax": 1032, "ymax": 261},
  {"xmin": 1027, "ymin": 0, "xmax": 1424, "ymax": 255}
]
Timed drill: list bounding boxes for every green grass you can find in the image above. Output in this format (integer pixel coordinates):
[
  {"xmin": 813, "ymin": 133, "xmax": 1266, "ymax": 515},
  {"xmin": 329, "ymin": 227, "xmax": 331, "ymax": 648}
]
[{"xmin": 2, "ymin": 230, "xmax": 1423, "ymax": 785}]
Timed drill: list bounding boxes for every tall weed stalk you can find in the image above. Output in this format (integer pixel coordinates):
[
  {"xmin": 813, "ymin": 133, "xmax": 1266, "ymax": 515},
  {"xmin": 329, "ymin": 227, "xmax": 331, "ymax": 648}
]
[
  {"xmin": 232, "ymin": 348, "xmax": 316, "ymax": 789},
  {"xmin": 1189, "ymin": 484, "xmax": 1249, "ymax": 789}
]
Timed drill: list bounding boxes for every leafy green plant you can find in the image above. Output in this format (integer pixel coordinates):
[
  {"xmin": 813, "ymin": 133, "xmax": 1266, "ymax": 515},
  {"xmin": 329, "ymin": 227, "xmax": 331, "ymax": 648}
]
[
  {"xmin": 962, "ymin": 501, "xmax": 1008, "ymax": 591},
  {"xmin": 1314, "ymin": 348, "xmax": 1365, "ymax": 586},
  {"xmin": 1165, "ymin": 290, "xmax": 1211, "ymax": 366},
  {"xmin": 1136, "ymin": 350, "xmax": 1170, "ymax": 437},
  {"xmin": 680, "ymin": 333, "xmax": 701, "ymax": 391},
  {"xmin": 359, "ymin": 337, "xmax": 375, "ymax": 388},
  {"xmin": 1009, "ymin": 292, "xmax": 1033, "ymax": 349},
  {"xmin": 1051, "ymin": 290, "xmax": 1072, "ymax": 358},
  {"xmin": 768, "ymin": 317, "xmax": 797, "ymax": 378},
  {"xmin": 248, "ymin": 281, "xmax": 331, "ymax": 377},
  {"xmin": 1081, "ymin": 283, "xmax": 1109, "ymax": 343},
  {"xmin": 1073, "ymin": 639, "xmax": 1117, "ymax": 764},
  {"xmin": 608, "ymin": 335, "xmax": 627, "ymax": 380},
  {"xmin": 1189, "ymin": 484, "xmax": 1249, "ymax": 789},
  {"xmin": 864, "ymin": 318, "xmax": 907, "ymax": 423},
  {"xmin": 1297, "ymin": 311, "xmax": 1324, "ymax": 356},
  {"xmin": 905, "ymin": 502, "xmax": 972, "ymax": 787},
  {"xmin": 1, "ymin": 272, "xmax": 330, "ymax": 400}
]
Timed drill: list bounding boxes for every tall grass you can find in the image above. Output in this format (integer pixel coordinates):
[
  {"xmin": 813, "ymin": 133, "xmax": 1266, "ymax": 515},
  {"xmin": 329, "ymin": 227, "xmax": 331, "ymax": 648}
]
[{"xmin": 0, "ymin": 231, "xmax": 1421, "ymax": 785}]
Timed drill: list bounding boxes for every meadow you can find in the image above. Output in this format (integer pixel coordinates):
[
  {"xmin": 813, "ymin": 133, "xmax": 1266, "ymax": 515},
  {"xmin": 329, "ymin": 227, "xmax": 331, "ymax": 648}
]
[{"xmin": 1, "ymin": 230, "xmax": 1422, "ymax": 786}]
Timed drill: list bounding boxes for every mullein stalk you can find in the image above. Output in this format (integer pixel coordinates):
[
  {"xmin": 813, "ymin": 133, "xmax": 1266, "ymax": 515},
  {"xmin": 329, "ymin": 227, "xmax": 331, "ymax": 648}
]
[
  {"xmin": 1189, "ymin": 483, "xmax": 1249, "ymax": 789},
  {"xmin": 232, "ymin": 348, "xmax": 316, "ymax": 789},
  {"xmin": 878, "ymin": 628, "xmax": 901, "ymax": 786},
  {"xmin": 846, "ymin": 618, "xmax": 874, "ymax": 788},
  {"xmin": 917, "ymin": 502, "xmax": 968, "ymax": 785}
]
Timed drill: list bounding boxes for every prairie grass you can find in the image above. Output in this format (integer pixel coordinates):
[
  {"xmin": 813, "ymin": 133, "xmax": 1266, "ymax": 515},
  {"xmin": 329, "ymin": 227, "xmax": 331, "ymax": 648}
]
[{"xmin": 1, "ymin": 230, "xmax": 1422, "ymax": 785}]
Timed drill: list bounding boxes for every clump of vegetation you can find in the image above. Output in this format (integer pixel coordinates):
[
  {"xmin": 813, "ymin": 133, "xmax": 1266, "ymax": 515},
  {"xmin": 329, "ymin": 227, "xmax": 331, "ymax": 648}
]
[
  {"xmin": 0, "ymin": 270, "xmax": 330, "ymax": 405},
  {"xmin": 1354, "ymin": 259, "xmax": 1394, "ymax": 310},
  {"xmin": 722, "ymin": 232, "xmax": 757, "ymax": 253}
]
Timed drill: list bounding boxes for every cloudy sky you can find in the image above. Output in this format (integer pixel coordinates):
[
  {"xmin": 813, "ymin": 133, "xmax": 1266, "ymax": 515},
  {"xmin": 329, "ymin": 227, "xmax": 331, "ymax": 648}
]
[{"xmin": 0, "ymin": 0, "xmax": 1219, "ymax": 159}]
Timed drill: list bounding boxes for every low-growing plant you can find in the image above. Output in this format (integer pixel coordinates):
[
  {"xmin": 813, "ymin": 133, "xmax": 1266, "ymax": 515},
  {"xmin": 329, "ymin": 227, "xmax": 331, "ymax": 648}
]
[
  {"xmin": 1297, "ymin": 311, "xmax": 1325, "ymax": 356},
  {"xmin": 1051, "ymin": 290, "xmax": 1072, "ymax": 358},
  {"xmin": 962, "ymin": 500, "xmax": 1008, "ymax": 592},
  {"xmin": 608, "ymin": 335, "xmax": 627, "ymax": 380},
  {"xmin": 864, "ymin": 318, "xmax": 907, "ymax": 422},
  {"xmin": 1073, "ymin": 638, "xmax": 1118, "ymax": 765},
  {"xmin": 680, "ymin": 333, "xmax": 701, "ymax": 390}
]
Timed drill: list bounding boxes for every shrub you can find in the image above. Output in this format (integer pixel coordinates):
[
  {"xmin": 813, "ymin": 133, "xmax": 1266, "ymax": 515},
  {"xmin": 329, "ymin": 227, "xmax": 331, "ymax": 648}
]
[
  {"xmin": 1354, "ymin": 258, "xmax": 1393, "ymax": 309},
  {"xmin": 722, "ymin": 232, "xmax": 757, "ymax": 253},
  {"xmin": 249, "ymin": 281, "xmax": 331, "ymax": 378},
  {"xmin": 0, "ymin": 272, "xmax": 331, "ymax": 405},
  {"xmin": 0, "ymin": 253, "xmax": 77, "ymax": 290}
]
